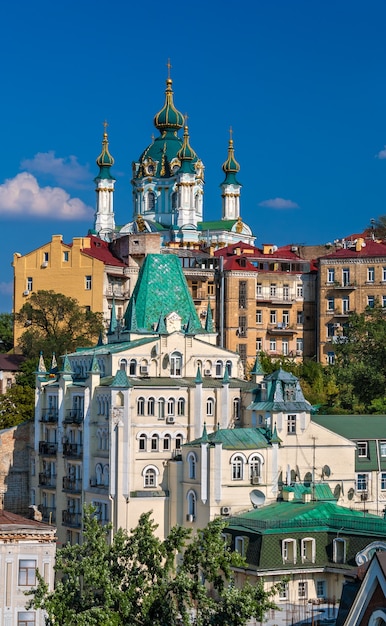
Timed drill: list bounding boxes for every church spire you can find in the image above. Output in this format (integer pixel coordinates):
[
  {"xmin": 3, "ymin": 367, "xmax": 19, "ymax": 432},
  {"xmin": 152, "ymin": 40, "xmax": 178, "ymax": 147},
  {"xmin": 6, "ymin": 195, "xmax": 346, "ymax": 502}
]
[
  {"xmin": 94, "ymin": 121, "xmax": 116, "ymax": 240},
  {"xmin": 221, "ymin": 128, "xmax": 242, "ymax": 221},
  {"xmin": 154, "ymin": 62, "xmax": 184, "ymax": 134}
]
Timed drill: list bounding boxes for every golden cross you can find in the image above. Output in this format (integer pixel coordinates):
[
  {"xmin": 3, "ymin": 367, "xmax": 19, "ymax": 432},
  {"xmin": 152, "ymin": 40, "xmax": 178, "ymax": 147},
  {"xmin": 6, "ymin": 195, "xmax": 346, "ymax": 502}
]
[
  {"xmin": 229, "ymin": 126, "xmax": 233, "ymax": 140},
  {"xmin": 103, "ymin": 120, "xmax": 109, "ymax": 133},
  {"xmin": 166, "ymin": 58, "xmax": 172, "ymax": 79},
  {"xmin": 184, "ymin": 112, "xmax": 189, "ymax": 126}
]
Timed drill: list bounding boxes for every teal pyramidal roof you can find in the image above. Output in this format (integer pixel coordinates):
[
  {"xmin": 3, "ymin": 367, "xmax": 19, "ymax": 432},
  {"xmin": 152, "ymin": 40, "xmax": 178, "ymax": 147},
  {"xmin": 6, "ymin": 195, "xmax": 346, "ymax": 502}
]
[{"xmin": 125, "ymin": 254, "xmax": 203, "ymax": 333}]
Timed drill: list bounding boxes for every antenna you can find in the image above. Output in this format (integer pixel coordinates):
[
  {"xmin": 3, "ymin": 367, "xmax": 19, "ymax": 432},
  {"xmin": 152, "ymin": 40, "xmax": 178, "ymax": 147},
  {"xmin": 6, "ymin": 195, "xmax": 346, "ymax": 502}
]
[{"xmin": 250, "ymin": 489, "xmax": 266, "ymax": 509}]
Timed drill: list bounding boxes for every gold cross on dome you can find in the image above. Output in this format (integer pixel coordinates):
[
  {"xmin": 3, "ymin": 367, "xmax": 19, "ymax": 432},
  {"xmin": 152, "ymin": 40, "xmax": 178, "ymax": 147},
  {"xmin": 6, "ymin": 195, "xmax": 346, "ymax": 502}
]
[
  {"xmin": 184, "ymin": 112, "xmax": 189, "ymax": 125},
  {"xmin": 229, "ymin": 126, "xmax": 233, "ymax": 140},
  {"xmin": 103, "ymin": 120, "xmax": 109, "ymax": 133},
  {"xmin": 166, "ymin": 59, "xmax": 172, "ymax": 79}
]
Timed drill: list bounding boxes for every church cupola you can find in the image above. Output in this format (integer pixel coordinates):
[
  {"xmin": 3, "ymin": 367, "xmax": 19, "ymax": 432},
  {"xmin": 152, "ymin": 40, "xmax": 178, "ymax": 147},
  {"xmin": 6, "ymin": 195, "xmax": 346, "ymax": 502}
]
[
  {"xmin": 154, "ymin": 78, "xmax": 185, "ymax": 134},
  {"xmin": 94, "ymin": 122, "xmax": 116, "ymax": 240},
  {"xmin": 221, "ymin": 129, "xmax": 242, "ymax": 220},
  {"xmin": 178, "ymin": 125, "xmax": 197, "ymax": 173}
]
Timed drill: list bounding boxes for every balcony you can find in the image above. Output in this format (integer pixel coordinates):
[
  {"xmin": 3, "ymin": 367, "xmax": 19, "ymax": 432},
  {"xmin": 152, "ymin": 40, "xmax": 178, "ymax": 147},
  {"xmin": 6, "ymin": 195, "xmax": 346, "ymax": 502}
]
[
  {"xmin": 39, "ymin": 442, "xmax": 58, "ymax": 456},
  {"xmin": 63, "ymin": 442, "xmax": 83, "ymax": 458},
  {"xmin": 330, "ymin": 282, "xmax": 357, "ymax": 290},
  {"xmin": 64, "ymin": 409, "xmax": 84, "ymax": 424},
  {"xmin": 62, "ymin": 510, "xmax": 82, "ymax": 528},
  {"xmin": 41, "ymin": 506, "xmax": 56, "ymax": 524},
  {"xmin": 105, "ymin": 286, "xmax": 130, "ymax": 299},
  {"xmin": 40, "ymin": 409, "xmax": 58, "ymax": 423},
  {"xmin": 38, "ymin": 472, "xmax": 56, "ymax": 488},
  {"xmin": 63, "ymin": 476, "xmax": 82, "ymax": 492},
  {"xmin": 89, "ymin": 477, "xmax": 108, "ymax": 489},
  {"xmin": 267, "ymin": 324, "xmax": 297, "ymax": 335}
]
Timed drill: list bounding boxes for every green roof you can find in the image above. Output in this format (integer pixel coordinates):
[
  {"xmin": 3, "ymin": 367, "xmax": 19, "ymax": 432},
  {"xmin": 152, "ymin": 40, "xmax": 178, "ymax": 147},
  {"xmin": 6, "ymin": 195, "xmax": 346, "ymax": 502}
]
[
  {"xmin": 198, "ymin": 219, "xmax": 237, "ymax": 232},
  {"xmin": 188, "ymin": 427, "xmax": 270, "ymax": 449}
]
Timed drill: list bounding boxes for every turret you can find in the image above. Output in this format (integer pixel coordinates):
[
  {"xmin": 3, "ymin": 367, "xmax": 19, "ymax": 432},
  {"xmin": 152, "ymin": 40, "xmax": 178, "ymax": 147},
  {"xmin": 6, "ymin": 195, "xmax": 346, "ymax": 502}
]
[
  {"xmin": 94, "ymin": 122, "xmax": 116, "ymax": 240},
  {"xmin": 221, "ymin": 129, "xmax": 241, "ymax": 220}
]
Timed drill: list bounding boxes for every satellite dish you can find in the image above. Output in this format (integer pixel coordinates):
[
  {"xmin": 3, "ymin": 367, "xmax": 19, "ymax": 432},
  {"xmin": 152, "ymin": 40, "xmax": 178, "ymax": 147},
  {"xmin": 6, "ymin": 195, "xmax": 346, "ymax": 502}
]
[
  {"xmin": 250, "ymin": 490, "xmax": 266, "ymax": 509},
  {"xmin": 322, "ymin": 464, "xmax": 331, "ymax": 478},
  {"xmin": 333, "ymin": 484, "xmax": 341, "ymax": 499},
  {"xmin": 348, "ymin": 488, "xmax": 355, "ymax": 501}
]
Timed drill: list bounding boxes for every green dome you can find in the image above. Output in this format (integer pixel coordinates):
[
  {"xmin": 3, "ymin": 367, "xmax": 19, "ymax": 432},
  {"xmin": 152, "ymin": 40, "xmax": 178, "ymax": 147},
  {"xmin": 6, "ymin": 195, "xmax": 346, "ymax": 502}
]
[
  {"xmin": 95, "ymin": 129, "xmax": 115, "ymax": 181},
  {"xmin": 137, "ymin": 132, "xmax": 183, "ymax": 178},
  {"xmin": 222, "ymin": 137, "xmax": 241, "ymax": 185},
  {"xmin": 154, "ymin": 78, "xmax": 185, "ymax": 131}
]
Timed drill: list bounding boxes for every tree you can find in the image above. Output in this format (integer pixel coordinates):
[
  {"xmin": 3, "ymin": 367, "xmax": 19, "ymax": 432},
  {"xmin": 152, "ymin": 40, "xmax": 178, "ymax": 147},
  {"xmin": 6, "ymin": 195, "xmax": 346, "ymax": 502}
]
[
  {"xmin": 27, "ymin": 507, "xmax": 278, "ymax": 626},
  {"xmin": 15, "ymin": 291, "xmax": 104, "ymax": 359},
  {"xmin": 370, "ymin": 214, "xmax": 386, "ymax": 240},
  {"xmin": 0, "ymin": 313, "xmax": 13, "ymax": 352},
  {"xmin": 0, "ymin": 384, "xmax": 34, "ymax": 429}
]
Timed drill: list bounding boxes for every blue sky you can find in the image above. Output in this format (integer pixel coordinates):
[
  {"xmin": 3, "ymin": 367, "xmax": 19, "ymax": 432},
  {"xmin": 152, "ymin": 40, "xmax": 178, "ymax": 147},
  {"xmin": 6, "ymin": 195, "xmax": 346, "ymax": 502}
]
[{"xmin": 1, "ymin": 0, "xmax": 386, "ymax": 312}]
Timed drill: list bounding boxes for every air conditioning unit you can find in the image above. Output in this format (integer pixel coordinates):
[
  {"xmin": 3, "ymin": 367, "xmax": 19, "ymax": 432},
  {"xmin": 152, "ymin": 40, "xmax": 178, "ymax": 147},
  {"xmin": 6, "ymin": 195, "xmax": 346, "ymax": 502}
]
[
  {"xmin": 186, "ymin": 514, "xmax": 195, "ymax": 522},
  {"xmin": 204, "ymin": 369, "xmax": 212, "ymax": 376},
  {"xmin": 23, "ymin": 290, "xmax": 29, "ymax": 296},
  {"xmin": 166, "ymin": 416, "xmax": 175, "ymax": 424},
  {"xmin": 251, "ymin": 476, "xmax": 261, "ymax": 485},
  {"xmin": 140, "ymin": 366, "xmax": 149, "ymax": 376},
  {"xmin": 41, "ymin": 261, "xmax": 48, "ymax": 268},
  {"xmin": 221, "ymin": 506, "xmax": 231, "ymax": 516}
]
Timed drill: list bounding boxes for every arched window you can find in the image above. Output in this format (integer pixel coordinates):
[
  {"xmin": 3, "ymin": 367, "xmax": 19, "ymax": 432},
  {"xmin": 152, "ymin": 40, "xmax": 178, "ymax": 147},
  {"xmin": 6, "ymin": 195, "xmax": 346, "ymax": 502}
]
[
  {"xmin": 170, "ymin": 352, "xmax": 183, "ymax": 376},
  {"xmin": 175, "ymin": 433, "xmax": 183, "ymax": 450},
  {"xmin": 333, "ymin": 538, "xmax": 346, "ymax": 564},
  {"xmin": 138, "ymin": 434, "xmax": 147, "ymax": 451},
  {"xmin": 151, "ymin": 434, "xmax": 159, "ymax": 451},
  {"xmin": 96, "ymin": 463, "xmax": 103, "ymax": 485},
  {"xmin": 120, "ymin": 359, "xmax": 127, "ymax": 372},
  {"xmin": 103, "ymin": 464, "xmax": 109, "ymax": 487},
  {"xmin": 233, "ymin": 398, "xmax": 240, "ymax": 420},
  {"xmin": 194, "ymin": 193, "xmax": 199, "ymax": 211},
  {"xmin": 226, "ymin": 360, "xmax": 232, "ymax": 376},
  {"xmin": 206, "ymin": 397, "xmax": 215, "ymax": 416},
  {"xmin": 129, "ymin": 359, "xmax": 137, "ymax": 376},
  {"xmin": 147, "ymin": 191, "xmax": 155, "ymax": 211},
  {"xmin": 167, "ymin": 398, "xmax": 175, "ymax": 416},
  {"xmin": 249, "ymin": 455, "xmax": 261, "ymax": 481},
  {"xmin": 187, "ymin": 490, "xmax": 196, "ymax": 518},
  {"xmin": 163, "ymin": 434, "xmax": 171, "ymax": 451},
  {"xmin": 188, "ymin": 453, "xmax": 197, "ymax": 479},
  {"xmin": 143, "ymin": 466, "xmax": 158, "ymax": 488},
  {"xmin": 137, "ymin": 397, "xmax": 145, "ymax": 416},
  {"xmin": 115, "ymin": 391, "xmax": 124, "ymax": 407},
  {"xmin": 177, "ymin": 398, "xmax": 185, "ymax": 416},
  {"xmin": 147, "ymin": 397, "xmax": 155, "ymax": 416},
  {"xmin": 231, "ymin": 455, "xmax": 244, "ymax": 480},
  {"xmin": 158, "ymin": 398, "xmax": 165, "ymax": 420},
  {"xmin": 215, "ymin": 360, "xmax": 223, "ymax": 377}
]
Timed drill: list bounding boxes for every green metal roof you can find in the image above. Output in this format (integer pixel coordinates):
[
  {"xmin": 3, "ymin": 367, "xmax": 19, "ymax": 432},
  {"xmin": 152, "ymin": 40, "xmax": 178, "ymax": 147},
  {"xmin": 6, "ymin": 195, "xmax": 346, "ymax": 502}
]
[
  {"xmin": 198, "ymin": 219, "xmax": 237, "ymax": 232},
  {"xmin": 188, "ymin": 427, "xmax": 270, "ymax": 449}
]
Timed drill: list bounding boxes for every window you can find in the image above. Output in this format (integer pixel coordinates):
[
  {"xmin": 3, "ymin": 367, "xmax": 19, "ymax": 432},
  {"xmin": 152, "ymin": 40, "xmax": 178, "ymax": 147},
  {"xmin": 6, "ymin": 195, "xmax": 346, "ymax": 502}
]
[
  {"xmin": 226, "ymin": 360, "xmax": 232, "ymax": 376},
  {"xmin": 187, "ymin": 490, "xmax": 196, "ymax": 518},
  {"xmin": 256, "ymin": 337, "xmax": 262, "ymax": 352},
  {"xmin": 327, "ymin": 351, "xmax": 335, "ymax": 365},
  {"xmin": 327, "ymin": 297, "xmax": 335, "ymax": 311},
  {"xmin": 298, "ymin": 582, "xmax": 307, "ymax": 599},
  {"xmin": 167, "ymin": 398, "xmax": 175, "ymax": 416},
  {"xmin": 282, "ymin": 538, "xmax": 296, "ymax": 563},
  {"xmin": 316, "ymin": 580, "xmax": 326, "ymax": 599},
  {"xmin": 18, "ymin": 613, "xmax": 36, "ymax": 626},
  {"xmin": 368, "ymin": 295, "xmax": 375, "ymax": 308},
  {"xmin": 381, "ymin": 473, "xmax": 386, "ymax": 491},
  {"xmin": 163, "ymin": 434, "xmax": 171, "ymax": 451},
  {"xmin": 238, "ymin": 344, "xmax": 247, "ymax": 369},
  {"xmin": 207, "ymin": 281, "xmax": 215, "ymax": 296},
  {"xmin": 269, "ymin": 339, "xmax": 276, "ymax": 352},
  {"xmin": 188, "ymin": 453, "xmax": 197, "ymax": 479},
  {"xmin": 327, "ymin": 323, "xmax": 335, "ymax": 338},
  {"xmin": 282, "ymin": 310, "xmax": 289, "ymax": 326},
  {"xmin": 63, "ymin": 251, "xmax": 69, "ymax": 262},
  {"xmin": 333, "ymin": 538, "xmax": 346, "ymax": 563},
  {"xmin": 151, "ymin": 434, "xmax": 159, "ymax": 451},
  {"xmin": 270, "ymin": 310, "xmax": 277, "ymax": 324},
  {"xmin": 297, "ymin": 311, "xmax": 304, "ymax": 325},
  {"xmin": 342, "ymin": 268, "xmax": 350, "ymax": 286},
  {"xmin": 327, "ymin": 268, "xmax": 335, "ymax": 283},
  {"xmin": 233, "ymin": 398, "xmax": 241, "ymax": 420},
  {"xmin": 270, "ymin": 283, "xmax": 277, "ymax": 297},
  {"xmin": 171, "ymin": 192, "xmax": 177, "ymax": 209},
  {"xmin": 139, "ymin": 434, "xmax": 147, "ymax": 451},
  {"xmin": 177, "ymin": 398, "xmax": 185, "ymax": 416},
  {"xmin": 296, "ymin": 338, "xmax": 303, "ymax": 353},
  {"xmin": 367, "ymin": 267, "xmax": 375, "ymax": 282},
  {"xmin": 380, "ymin": 442, "xmax": 386, "ymax": 457},
  {"xmin": 170, "ymin": 352, "xmax": 182, "ymax": 376},
  {"xmin": 18, "ymin": 560, "xmax": 37, "ymax": 586},
  {"xmin": 215, "ymin": 360, "xmax": 223, "ymax": 377},
  {"xmin": 175, "ymin": 433, "xmax": 183, "ymax": 450},
  {"xmin": 256, "ymin": 309, "xmax": 262, "ymax": 324},
  {"xmin": 239, "ymin": 281, "xmax": 247, "ymax": 309},
  {"xmin": 27, "ymin": 277, "xmax": 33, "ymax": 291},
  {"xmin": 256, "ymin": 283, "xmax": 262, "ymax": 297},
  {"xmin": 158, "ymin": 398, "xmax": 165, "ymax": 420},
  {"xmin": 137, "ymin": 397, "xmax": 145, "ymax": 416},
  {"xmin": 43, "ymin": 251, "xmax": 49, "ymax": 262},
  {"xmin": 287, "ymin": 415, "xmax": 296, "ymax": 434},
  {"xmin": 147, "ymin": 397, "xmax": 155, "ymax": 416},
  {"xmin": 238, "ymin": 316, "xmax": 247, "ymax": 337},
  {"xmin": 206, "ymin": 398, "xmax": 215, "ymax": 416},
  {"xmin": 297, "ymin": 283, "xmax": 303, "ymax": 298},
  {"xmin": 144, "ymin": 467, "xmax": 157, "ymax": 487},
  {"xmin": 147, "ymin": 191, "xmax": 155, "ymax": 210},
  {"xmin": 232, "ymin": 455, "xmax": 244, "ymax": 480},
  {"xmin": 235, "ymin": 536, "xmax": 246, "ymax": 556},
  {"xmin": 129, "ymin": 359, "xmax": 137, "ymax": 375},
  {"xmin": 283, "ymin": 284, "xmax": 289, "ymax": 300},
  {"xmin": 356, "ymin": 473, "xmax": 368, "ymax": 491},
  {"xmin": 301, "ymin": 538, "xmax": 316, "ymax": 563},
  {"xmin": 342, "ymin": 296, "xmax": 350, "ymax": 313},
  {"xmin": 282, "ymin": 340, "xmax": 289, "ymax": 356},
  {"xmin": 249, "ymin": 455, "xmax": 261, "ymax": 480},
  {"xmin": 279, "ymin": 582, "xmax": 289, "ymax": 601},
  {"xmin": 85, "ymin": 275, "xmax": 92, "ymax": 290},
  {"xmin": 382, "ymin": 296, "xmax": 386, "ymax": 308},
  {"xmin": 357, "ymin": 441, "xmax": 368, "ymax": 457}
]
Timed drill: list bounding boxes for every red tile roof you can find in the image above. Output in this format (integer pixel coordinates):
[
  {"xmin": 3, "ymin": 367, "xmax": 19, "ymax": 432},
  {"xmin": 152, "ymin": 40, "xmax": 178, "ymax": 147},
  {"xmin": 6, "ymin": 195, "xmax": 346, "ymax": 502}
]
[
  {"xmin": 319, "ymin": 239, "xmax": 386, "ymax": 260},
  {"xmin": 0, "ymin": 509, "xmax": 54, "ymax": 530},
  {"xmin": 214, "ymin": 241, "xmax": 262, "ymax": 257},
  {"xmin": 81, "ymin": 236, "xmax": 127, "ymax": 267}
]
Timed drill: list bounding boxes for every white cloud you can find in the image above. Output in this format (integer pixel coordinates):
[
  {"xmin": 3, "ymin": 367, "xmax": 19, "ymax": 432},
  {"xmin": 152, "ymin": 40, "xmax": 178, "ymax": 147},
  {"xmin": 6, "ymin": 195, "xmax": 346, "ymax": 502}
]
[
  {"xmin": 258, "ymin": 197, "xmax": 299, "ymax": 209},
  {"xmin": 376, "ymin": 146, "xmax": 386, "ymax": 159},
  {"xmin": 21, "ymin": 151, "xmax": 91, "ymax": 188},
  {"xmin": 0, "ymin": 172, "xmax": 93, "ymax": 220},
  {"xmin": 0, "ymin": 282, "xmax": 13, "ymax": 296}
]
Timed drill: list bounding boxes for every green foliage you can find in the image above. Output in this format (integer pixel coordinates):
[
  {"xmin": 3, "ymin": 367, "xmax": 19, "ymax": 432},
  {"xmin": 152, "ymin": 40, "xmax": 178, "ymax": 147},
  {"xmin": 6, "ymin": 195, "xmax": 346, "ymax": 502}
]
[
  {"xmin": 0, "ymin": 313, "xmax": 13, "ymax": 352},
  {"xmin": 0, "ymin": 384, "xmax": 34, "ymax": 428},
  {"xmin": 15, "ymin": 358, "xmax": 37, "ymax": 388},
  {"xmin": 27, "ymin": 507, "xmax": 278, "ymax": 626},
  {"xmin": 15, "ymin": 291, "xmax": 103, "ymax": 359}
]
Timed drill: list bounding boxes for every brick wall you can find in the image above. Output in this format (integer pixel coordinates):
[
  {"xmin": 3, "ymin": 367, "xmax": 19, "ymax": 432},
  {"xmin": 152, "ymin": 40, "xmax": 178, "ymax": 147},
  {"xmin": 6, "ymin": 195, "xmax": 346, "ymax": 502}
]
[{"xmin": 0, "ymin": 421, "xmax": 32, "ymax": 515}]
